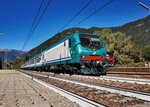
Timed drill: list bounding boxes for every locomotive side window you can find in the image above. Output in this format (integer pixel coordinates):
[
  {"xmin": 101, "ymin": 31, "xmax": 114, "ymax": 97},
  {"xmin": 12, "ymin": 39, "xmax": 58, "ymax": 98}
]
[{"xmin": 30, "ymin": 60, "xmax": 34, "ymax": 64}]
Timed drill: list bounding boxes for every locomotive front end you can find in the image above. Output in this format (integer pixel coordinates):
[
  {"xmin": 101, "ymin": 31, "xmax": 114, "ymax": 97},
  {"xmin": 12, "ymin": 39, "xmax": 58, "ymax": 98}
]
[{"xmin": 75, "ymin": 33, "xmax": 114, "ymax": 75}]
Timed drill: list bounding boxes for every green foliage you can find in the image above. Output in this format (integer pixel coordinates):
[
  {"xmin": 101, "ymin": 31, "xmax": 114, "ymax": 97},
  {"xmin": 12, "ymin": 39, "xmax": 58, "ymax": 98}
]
[
  {"xmin": 94, "ymin": 29, "xmax": 141, "ymax": 65},
  {"xmin": 12, "ymin": 58, "xmax": 24, "ymax": 69},
  {"xmin": 142, "ymin": 45, "xmax": 150, "ymax": 61}
]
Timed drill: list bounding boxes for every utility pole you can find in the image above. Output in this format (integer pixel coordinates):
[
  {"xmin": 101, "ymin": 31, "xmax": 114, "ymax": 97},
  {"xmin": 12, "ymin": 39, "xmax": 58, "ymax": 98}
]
[
  {"xmin": 4, "ymin": 49, "xmax": 8, "ymax": 69},
  {"xmin": 4, "ymin": 49, "xmax": 9, "ymax": 69}
]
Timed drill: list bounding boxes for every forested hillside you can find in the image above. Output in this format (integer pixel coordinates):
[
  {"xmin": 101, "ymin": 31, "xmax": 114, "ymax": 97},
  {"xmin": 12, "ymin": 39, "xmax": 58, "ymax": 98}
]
[{"xmin": 111, "ymin": 15, "xmax": 150, "ymax": 45}]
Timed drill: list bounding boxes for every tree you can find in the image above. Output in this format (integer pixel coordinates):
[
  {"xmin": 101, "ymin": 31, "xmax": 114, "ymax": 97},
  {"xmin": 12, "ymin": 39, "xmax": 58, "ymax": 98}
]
[
  {"xmin": 93, "ymin": 28, "xmax": 141, "ymax": 65},
  {"xmin": 12, "ymin": 58, "xmax": 24, "ymax": 69},
  {"xmin": 142, "ymin": 45, "xmax": 150, "ymax": 61}
]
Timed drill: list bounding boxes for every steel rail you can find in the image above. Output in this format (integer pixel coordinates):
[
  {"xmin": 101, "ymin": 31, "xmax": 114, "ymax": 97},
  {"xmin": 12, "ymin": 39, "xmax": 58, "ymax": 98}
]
[
  {"xmin": 21, "ymin": 72, "xmax": 106, "ymax": 107},
  {"xmin": 21, "ymin": 71, "xmax": 150, "ymax": 102},
  {"xmin": 72, "ymin": 75, "xmax": 150, "ymax": 85}
]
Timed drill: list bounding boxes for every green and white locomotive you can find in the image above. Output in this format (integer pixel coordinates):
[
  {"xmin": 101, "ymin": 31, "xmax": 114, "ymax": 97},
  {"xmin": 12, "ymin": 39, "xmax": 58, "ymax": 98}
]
[{"xmin": 21, "ymin": 32, "xmax": 114, "ymax": 75}]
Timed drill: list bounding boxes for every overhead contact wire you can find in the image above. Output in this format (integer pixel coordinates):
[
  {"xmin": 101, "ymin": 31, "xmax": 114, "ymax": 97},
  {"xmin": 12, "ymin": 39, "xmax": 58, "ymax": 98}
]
[
  {"xmin": 58, "ymin": 0, "xmax": 94, "ymax": 33},
  {"xmin": 22, "ymin": 0, "xmax": 45, "ymax": 50},
  {"xmin": 73, "ymin": 0, "xmax": 114, "ymax": 27},
  {"xmin": 22, "ymin": 0, "xmax": 52, "ymax": 50}
]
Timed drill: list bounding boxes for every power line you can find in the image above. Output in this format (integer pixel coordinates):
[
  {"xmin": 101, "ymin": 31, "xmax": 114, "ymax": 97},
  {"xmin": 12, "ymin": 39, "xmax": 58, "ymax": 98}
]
[
  {"xmin": 58, "ymin": 0, "xmax": 94, "ymax": 33},
  {"xmin": 73, "ymin": 0, "xmax": 114, "ymax": 27},
  {"xmin": 22, "ymin": 0, "xmax": 52, "ymax": 50},
  {"xmin": 25, "ymin": 0, "xmax": 52, "ymax": 46},
  {"xmin": 22, "ymin": 0, "xmax": 113, "ymax": 51},
  {"xmin": 22, "ymin": 0, "xmax": 44, "ymax": 50}
]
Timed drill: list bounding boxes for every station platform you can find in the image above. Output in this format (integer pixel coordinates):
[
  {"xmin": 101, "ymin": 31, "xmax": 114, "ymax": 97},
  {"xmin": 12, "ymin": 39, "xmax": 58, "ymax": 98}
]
[{"xmin": 0, "ymin": 70, "xmax": 79, "ymax": 107}]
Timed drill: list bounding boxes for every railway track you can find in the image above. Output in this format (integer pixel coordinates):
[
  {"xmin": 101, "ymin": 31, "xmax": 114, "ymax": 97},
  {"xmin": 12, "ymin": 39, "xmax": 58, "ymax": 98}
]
[
  {"xmin": 107, "ymin": 67, "xmax": 150, "ymax": 78},
  {"xmin": 35, "ymin": 71, "xmax": 150, "ymax": 93},
  {"xmin": 34, "ymin": 70, "xmax": 150, "ymax": 85},
  {"xmin": 98, "ymin": 75, "xmax": 150, "ymax": 84},
  {"xmin": 21, "ymin": 72, "xmax": 106, "ymax": 107},
  {"xmin": 20, "ymin": 70, "xmax": 150, "ymax": 107},
  {"xmin": 26, "ymin": 71, "xmax": 150, "ymax": 101},
  {"xmin": 72, "ymin": 75, "xmax": 150, "ymax": 85}
]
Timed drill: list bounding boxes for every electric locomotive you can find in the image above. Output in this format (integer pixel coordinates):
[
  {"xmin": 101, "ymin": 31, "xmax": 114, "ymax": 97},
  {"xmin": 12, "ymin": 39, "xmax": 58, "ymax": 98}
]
[{"xmin": 21, "ymin": 32, "xmax": 114, "ymax": 75}]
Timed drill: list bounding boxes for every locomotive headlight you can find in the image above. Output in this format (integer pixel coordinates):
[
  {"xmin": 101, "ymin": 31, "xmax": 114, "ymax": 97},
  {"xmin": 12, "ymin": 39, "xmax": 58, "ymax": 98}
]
[
  {"xmin": 82, "ymin": 56, "xmax": 85, "ymax": 58},
  {"xmin": 105, "ymin": 54, "xmax": 110, "ymax": 59}
]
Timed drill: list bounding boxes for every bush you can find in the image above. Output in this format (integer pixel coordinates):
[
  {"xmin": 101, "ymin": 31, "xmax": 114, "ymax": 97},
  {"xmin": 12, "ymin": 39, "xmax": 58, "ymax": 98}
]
[{"xmin": 142, "ymin": 45, "xmax": 150, "ymax": 61}]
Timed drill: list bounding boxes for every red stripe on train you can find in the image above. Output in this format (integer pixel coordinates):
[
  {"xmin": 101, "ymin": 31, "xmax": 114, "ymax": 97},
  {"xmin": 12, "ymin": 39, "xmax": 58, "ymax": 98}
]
[{"xmin": 82, "ymin": 56, "xmax": 103, "ymax": 61}]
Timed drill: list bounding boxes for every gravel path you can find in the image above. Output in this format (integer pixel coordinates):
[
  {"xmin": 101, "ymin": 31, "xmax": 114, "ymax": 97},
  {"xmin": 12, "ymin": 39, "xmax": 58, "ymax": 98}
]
[{"xmin": 0, "ymin": 70, "xmax": 80, "ymax": 107}]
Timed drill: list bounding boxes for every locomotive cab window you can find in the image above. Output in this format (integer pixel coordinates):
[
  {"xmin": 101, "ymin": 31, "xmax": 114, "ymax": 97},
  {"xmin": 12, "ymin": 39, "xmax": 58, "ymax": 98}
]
[{"xmin": 79, "ymin": 34, "xmax": 103, "ymax": 49}]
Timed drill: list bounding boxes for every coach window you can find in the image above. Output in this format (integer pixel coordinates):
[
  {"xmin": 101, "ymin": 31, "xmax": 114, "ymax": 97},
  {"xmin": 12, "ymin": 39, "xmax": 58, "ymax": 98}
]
[
  {"xmin": 36, "ymin": 57, "xmax": 41, "ymax": 63},
  {"xmin": 42, "ymin": 54, "xmax": 44, "ymax": 60}
]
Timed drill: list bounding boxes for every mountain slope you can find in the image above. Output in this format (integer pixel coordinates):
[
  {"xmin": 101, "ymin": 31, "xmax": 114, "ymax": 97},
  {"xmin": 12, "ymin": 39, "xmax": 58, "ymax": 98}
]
[
  {"xmin": 25, "ymin": 15, "xmax": 150, "ymax": 59},
  {"xmin": 111, "ymin": 15, "xmax": 150, "ymax": 44}
]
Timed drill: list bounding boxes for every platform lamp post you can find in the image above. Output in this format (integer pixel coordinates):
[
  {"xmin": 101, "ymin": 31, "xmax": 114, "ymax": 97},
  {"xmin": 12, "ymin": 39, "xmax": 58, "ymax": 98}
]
[{"xmin": 138, "ymin": 2, "xmax": 150, "ymax": 11}]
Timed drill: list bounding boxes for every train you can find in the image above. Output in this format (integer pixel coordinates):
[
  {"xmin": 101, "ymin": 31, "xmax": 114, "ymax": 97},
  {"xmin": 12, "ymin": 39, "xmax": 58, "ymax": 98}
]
[{"xmin": 21, "ymin": 32, "xmax": 114, "ymax": 75}]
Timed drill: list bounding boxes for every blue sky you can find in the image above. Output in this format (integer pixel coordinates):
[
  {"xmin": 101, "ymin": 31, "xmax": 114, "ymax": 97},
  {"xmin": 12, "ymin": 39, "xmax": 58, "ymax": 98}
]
[{"xmin": 0, "ymin": 0, "xmax": 149, "ymax": 51}]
